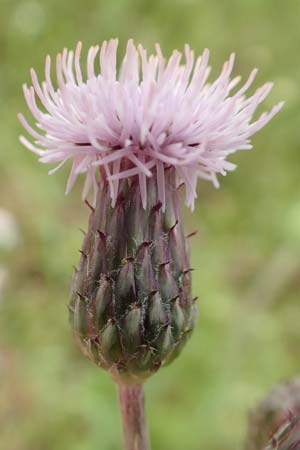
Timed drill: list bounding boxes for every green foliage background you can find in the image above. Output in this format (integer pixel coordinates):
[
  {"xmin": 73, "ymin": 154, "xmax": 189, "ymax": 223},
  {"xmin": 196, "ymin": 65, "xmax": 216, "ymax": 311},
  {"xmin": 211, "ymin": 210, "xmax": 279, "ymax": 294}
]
[{"xmin": 0, "ymin": 1, "xmax": 300, "ymax": 449}]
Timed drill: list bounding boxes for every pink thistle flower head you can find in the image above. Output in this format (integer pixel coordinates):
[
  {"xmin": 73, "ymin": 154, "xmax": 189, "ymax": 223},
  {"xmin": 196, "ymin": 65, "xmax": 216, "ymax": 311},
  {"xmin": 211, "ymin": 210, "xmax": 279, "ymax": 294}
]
[{"xmin": 19, "ymin": 39, "xmax": 283, "ymax": 210}]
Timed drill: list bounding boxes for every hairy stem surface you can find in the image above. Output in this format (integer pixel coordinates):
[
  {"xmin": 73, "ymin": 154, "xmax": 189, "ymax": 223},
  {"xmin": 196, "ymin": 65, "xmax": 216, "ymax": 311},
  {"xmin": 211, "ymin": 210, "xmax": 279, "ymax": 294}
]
[{"xmin": 118, "ymin": 384, "xmax": 150, "ymax": 450}]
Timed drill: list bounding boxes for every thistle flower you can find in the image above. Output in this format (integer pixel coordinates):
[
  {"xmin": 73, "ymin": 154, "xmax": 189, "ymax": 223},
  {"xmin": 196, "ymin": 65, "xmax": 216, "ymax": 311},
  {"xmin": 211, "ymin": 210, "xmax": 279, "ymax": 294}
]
[
  {"xmin": 19, "ymin": 39, "xmax": 283, "ymax": 450},
  {"xmin": 19, "ymin": 39, "xmax": 283, "ymax": 211}
]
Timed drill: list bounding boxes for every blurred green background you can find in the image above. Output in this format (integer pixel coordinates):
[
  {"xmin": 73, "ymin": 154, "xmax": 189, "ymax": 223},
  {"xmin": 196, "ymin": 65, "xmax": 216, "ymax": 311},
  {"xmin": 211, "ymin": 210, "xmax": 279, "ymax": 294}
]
[{"xmin": 0, "ymin": 1, "xmax": 300, "ymax": 449}]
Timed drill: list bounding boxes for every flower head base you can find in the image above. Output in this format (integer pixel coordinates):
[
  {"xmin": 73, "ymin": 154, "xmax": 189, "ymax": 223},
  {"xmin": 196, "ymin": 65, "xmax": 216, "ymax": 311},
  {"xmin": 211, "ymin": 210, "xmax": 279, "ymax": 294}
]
[
  {"xmin": 19, "ymin": 39, "xmax": 283, "ymax": 210},
  {"xmin": 69, "ymin": 169, "xmax": 197, "ymax": 383}
]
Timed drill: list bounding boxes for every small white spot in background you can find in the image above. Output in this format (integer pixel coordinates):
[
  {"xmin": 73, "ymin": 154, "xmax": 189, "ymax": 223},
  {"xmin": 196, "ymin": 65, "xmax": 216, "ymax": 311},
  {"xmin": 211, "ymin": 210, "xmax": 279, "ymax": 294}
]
[
  {"xmin": 12, "ymin": 1, "xmax": 45, "ymax": 37},
  {"xmin": 0, "ymin": 209, "xmax": 20, "ymax": 251}
]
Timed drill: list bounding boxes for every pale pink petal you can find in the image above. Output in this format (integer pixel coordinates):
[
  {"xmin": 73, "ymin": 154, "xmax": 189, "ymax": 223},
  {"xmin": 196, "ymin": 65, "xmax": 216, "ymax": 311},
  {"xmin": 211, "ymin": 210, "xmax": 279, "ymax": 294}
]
[{"xmin": 19, "ymin": 40, "xmax": 283, "ymax": 209}]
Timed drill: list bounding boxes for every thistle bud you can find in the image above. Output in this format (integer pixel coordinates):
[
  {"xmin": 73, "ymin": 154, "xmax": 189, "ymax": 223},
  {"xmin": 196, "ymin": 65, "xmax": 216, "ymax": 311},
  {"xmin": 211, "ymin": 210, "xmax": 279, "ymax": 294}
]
[
  {"xmin": 245, "ymin": 379, "xmax": 300, "ymax": 450},
  {"xmin": 264, "ymin": 415, "xmax": 300, "ymax": 450},
  {"xmin": 69, "ymin": 169, "xmax": 197, "ymax": 383}
]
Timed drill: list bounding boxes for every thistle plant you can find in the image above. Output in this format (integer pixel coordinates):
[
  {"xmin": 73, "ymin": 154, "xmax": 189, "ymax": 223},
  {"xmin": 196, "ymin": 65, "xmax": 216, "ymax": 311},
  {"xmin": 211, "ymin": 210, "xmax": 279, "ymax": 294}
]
[{"xmin": 19, "ymin": 39, "xmax": 283, "ymax": 450}]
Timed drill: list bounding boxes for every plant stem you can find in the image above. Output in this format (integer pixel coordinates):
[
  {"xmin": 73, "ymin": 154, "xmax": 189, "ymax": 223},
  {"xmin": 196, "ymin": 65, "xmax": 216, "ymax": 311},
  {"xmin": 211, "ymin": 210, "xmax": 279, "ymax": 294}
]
[{"xmin": 118, "ymin": 384, "xmax": 150, "ymax": 450}]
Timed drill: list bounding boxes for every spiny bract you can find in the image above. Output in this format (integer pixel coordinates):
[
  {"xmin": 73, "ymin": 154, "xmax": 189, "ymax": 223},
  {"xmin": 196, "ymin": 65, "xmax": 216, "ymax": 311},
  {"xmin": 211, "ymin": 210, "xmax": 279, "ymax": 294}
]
[{"xmin": 69, "ymin": 170, "xmax": 197, "ymax": 383}]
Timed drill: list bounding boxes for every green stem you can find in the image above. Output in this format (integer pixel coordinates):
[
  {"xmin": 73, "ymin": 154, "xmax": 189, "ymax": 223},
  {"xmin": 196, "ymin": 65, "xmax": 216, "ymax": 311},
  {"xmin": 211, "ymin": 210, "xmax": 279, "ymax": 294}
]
[{"xmin": 118, "ymin": 384, "xmax": 150, "ymax": 450}]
